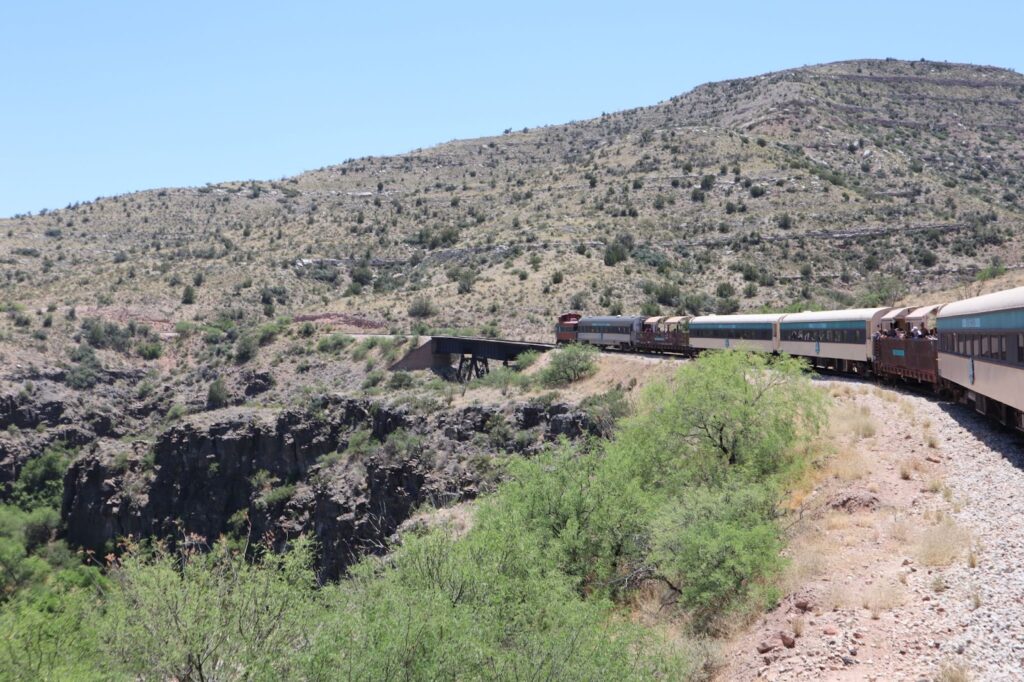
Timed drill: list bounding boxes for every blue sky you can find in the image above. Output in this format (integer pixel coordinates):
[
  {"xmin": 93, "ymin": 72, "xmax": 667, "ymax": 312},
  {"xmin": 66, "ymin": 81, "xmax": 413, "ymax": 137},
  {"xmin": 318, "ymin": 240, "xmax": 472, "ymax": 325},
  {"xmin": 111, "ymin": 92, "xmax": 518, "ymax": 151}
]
[{"xmin": 2, "ymin": 0, "xmax": 1022, "ymax": 217}]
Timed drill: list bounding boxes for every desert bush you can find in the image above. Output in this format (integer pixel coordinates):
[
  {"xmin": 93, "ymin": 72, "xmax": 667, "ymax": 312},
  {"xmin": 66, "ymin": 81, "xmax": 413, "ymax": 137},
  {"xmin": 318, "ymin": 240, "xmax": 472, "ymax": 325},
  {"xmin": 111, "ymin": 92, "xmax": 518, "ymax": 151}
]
[
  {"xmin": 136, "ymin": 341, "xmax": 162, "ymax": 360},
  {"xmin": 515, "ymin": 349, "xmax": 540, "ymax": 369},
  {"xmin": 234, "ymin": 334, "xmax": 258, "ymax": 363},
  {"xmin": 388, "ymin": 371, "xmax": 414, "ymax": 389},
  {"xmin": 580, "ymin": 387, "xmax": 631, "ymax": 437},
  {"xmin": 407, "ymin": 296, "xmax": 437, "ymax": 319},
  {"xmin": 540, "ymin": 344, "xmax": 599, "ymax": 386},
  {"xmin": 317, "ymin": 333, "xmax": 353, "ymax": 354},
  {"xmin": 206, "ymin": 378, "xmax": 229, "ymax": 409}
]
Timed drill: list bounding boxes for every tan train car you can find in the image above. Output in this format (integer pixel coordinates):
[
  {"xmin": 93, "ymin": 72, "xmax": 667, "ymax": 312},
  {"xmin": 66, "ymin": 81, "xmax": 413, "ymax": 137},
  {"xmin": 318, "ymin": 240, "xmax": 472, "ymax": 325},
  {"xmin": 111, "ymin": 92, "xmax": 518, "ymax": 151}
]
[
  {"xmin": 778, "ymin": 308, "xmax": 891, "ymax": 374},
  {"xmin": 937, "ymin": 286, "xmax": 1024, "ymax": 428},
  {"xmin": 688, "ymin": 313, "xmax": 785, "ymax": 353}
]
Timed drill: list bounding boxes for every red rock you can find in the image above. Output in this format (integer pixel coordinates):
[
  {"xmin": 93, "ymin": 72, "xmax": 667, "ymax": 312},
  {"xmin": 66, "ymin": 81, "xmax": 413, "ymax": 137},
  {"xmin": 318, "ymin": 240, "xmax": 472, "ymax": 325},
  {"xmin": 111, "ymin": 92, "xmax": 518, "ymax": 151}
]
[
  {"xmin": 824, "ymin": 626, "xmax": 838, "ymax": 635},
  {"xmin": 780, "ymin": 632, "xmax": 796, "ymax": 648},
  {"xmin": 756, "ymin": 641, "xmax": 776, "ymax": 654},
  {"xmin": 795, "ymin": 599, "xmax": 811, "ymax": 612}
]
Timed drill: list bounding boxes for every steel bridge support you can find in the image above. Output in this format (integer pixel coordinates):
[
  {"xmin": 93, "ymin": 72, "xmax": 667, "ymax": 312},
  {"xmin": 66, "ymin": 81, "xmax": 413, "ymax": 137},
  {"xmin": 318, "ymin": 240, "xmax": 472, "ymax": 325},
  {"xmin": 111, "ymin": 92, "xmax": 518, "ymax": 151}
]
[{"xmin": 456, "ymin": 354, "xmax": 489, "ymax": 382}]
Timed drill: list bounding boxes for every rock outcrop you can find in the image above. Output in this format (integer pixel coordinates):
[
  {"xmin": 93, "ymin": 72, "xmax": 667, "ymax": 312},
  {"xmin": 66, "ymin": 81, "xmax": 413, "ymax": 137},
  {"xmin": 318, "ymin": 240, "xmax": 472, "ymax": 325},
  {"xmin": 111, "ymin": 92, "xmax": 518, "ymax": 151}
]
[{"xmin": 60, "ymin": 396, "xmax": 598, "ymax": 577}]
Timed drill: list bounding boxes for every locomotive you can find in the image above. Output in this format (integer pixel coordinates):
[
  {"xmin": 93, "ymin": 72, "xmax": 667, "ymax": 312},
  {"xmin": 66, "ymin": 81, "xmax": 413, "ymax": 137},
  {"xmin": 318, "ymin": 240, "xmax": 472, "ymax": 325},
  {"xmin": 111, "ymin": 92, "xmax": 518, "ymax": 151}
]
[{"xmin": 556, "ymin": 286, "xmax": 1024, "ymax": 431}]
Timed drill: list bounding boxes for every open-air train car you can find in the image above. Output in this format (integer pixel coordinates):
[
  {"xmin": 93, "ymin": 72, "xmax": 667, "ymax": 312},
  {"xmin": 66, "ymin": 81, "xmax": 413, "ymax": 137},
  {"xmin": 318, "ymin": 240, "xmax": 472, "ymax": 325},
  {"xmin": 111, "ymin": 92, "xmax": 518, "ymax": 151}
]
[{"xmin": 634, "ymin": 315, "xmax": 691, "ymax": 354}]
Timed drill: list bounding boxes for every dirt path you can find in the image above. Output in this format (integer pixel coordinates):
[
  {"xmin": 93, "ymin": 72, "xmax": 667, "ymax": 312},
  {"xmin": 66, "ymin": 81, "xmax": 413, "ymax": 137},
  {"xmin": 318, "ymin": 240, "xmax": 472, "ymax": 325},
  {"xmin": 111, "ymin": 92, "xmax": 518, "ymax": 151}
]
[{"xmin": 720, "ymin": 379, "xmax": 1024, "ymax": 681}]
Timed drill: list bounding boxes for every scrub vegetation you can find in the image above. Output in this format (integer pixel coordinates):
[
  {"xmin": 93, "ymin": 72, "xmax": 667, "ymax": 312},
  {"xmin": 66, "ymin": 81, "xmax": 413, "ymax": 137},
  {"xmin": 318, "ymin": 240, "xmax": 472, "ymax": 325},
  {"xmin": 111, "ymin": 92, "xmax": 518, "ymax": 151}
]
[{"xmin": 0, "ymin": 351, "xmax": 826, "ymax": 680}]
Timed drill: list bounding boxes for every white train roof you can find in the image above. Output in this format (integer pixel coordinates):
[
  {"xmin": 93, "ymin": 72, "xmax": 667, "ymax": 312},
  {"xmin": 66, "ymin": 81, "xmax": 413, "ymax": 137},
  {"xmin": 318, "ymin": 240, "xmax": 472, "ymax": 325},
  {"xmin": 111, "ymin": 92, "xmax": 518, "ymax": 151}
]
[
  {"xmin": 691, "ymin": 313, "xmax": 787, "ymax": 325},
  {"xmin": 780, "ymin": 308, "xmax": 891, "ymax": 324},
  {"xmin": 938, "ymin": 286, "xmax": 1024, "ymax": 319}
]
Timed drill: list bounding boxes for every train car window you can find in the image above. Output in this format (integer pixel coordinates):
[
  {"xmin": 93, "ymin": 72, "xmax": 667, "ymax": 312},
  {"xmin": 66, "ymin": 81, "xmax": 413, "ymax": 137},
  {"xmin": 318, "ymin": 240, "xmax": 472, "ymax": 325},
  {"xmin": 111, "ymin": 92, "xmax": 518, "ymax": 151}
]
[
  {"xmin": 1001, "ymin": 336, "xmax": 1008, "ymax": 361},
  {"xmin": 1018, "ymin": 334, "xmax": 1024, "ymax": 364},
  {"xmin": 982, "ymin": 336, "xmax": 990, "ymax": 357}
]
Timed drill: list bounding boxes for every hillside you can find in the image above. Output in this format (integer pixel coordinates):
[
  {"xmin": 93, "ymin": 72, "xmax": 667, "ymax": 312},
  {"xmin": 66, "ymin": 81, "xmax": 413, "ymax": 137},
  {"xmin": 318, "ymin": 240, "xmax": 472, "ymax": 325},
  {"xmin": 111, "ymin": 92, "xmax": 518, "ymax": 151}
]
[
  {"xmin": 3, "ymin": 59, "xmax": 1023, "ymax": 346},
  {"xmin": 3, "ymin": 58, "xmax": 1024, "ymax": 679}
]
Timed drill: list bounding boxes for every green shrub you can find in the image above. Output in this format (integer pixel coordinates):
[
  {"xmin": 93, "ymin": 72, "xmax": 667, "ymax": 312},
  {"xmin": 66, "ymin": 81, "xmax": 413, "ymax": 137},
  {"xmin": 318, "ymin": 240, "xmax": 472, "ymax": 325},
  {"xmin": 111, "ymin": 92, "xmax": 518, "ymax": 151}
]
[
  {"xmin": 317, "ymin": 333, "xmax": 353, "ymax": 354},
  {"xmin": 603, "ymin": 241, "xmax": 629, "ymax": 266},
  {"xmin": 206, "ymin": 378, "xmax": 229, "ymax": 409},
  {"xmin": 388, "ymin": 371, "xmax": 414, "ymax": 389},
  {"xmin": 361, "ymin": 370, "xmax": 385, "ymax": 389},
  {"xmin": 166, "ymin": 404, "xmax": 187, "ymax": 421},
  {"xmin": 408, "ymin": 296, "xmax": 437, "ymax": 318},
  {"xmin": 136, "ymin": 341, "xmax": 162, "ymax": 360},
  {"xmin": 257, "ymin": 484, "xmax": 296, "ymax": 509},
  {"xmin": 580, "ymin": 387, "xmax": 631, "ymax": 437},
  {"xmin": 181, "ymin": 285, "xmax": 196, "ymax": 305},
  {"xmin": 66, "ymin": 344, "xmax": 102, "ymax": 389},
  {"xmin": 11, "ymin": 444, "xmax": 74, "ymax": 511},
  {"xmin": 234, "ymin": 334, "xmax": 258, "ymax": 363},
  {"xmin": 515, "ymin": 349, "xmax": 540, "ymax": 370},
  {"xmin": 540, "ymin": 344, "xmax": 599, "ymax": 386}
]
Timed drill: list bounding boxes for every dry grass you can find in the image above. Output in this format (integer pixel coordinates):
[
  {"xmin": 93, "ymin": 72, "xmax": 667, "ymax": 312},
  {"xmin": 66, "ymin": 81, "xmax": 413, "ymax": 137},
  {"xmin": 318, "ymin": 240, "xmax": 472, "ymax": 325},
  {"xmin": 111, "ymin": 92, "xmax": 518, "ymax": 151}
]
[
  {"xmin": 780, "ymin": 534, "xmax": 830, "ymax": 594},
  {"xmin": 820, "ymin": 582, "xmax": 858, "ymax": 611},
  {"xmin": 899, "ymin": 455, "xmax": 926, "ymax": 481},
  {"xmin": 790, "ymin": 616, "xmax": 805, "ymax": 637},
  {"xmin": 915, "ymin": 517, "xmax": 971, "ymax": 566},
  {"xmin": 829, "ymin": 447, "xmax": 869, "ymax": 481},
  {"xmin": 969, "ymin": 586, "xmax": 982, "ymax": 610},
  {"xmin": 888, "ymin": 514, "xmax": 913, "ymax": 543},
  {"xmin": 831, "ymin": 404, "xmax": 877, "ymax": 442},
  {"xmin": 935, "ymin": 661, "xmax": 973, "ymax": 682},
  {"xmin": 861, "ymin": 581, "xmax": 905, "ymax": 619}
]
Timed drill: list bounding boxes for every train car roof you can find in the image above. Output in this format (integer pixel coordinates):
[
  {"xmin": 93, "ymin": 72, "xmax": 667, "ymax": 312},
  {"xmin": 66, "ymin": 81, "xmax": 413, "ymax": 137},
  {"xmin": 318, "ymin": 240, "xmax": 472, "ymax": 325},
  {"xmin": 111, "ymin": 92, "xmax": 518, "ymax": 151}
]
[
  {"xmin": 881, "ymin": 307, "xmax": 913, "ymax": 321},
  {"xmin": 938, "ymin": 286, "xmax": 1024, "ymax": 319},
  {"xmin": 691, "ymin": 313, "xmax": 787, "ymax": 325},
  {"xmin": 906, "ymin": 304, "xmax": 944, "ymax": 325},
  {"xmin": 577, "ymin": 315, "xmax": 645, "ymax": 324},
  {"xmin": 779, "ymin": 308, "xmax": 891, "ymax": 324}
]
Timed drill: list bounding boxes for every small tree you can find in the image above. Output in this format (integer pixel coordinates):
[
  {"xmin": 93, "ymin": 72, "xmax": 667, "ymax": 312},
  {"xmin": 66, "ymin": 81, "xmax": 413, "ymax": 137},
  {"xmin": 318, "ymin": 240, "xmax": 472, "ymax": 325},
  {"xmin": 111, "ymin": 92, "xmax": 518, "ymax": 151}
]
[
  {"xmin": 181, "ymin": 285, "xmax": 196, "ymax": 305},
  {"xmin": 207, "ymin": 378, "xmax": 229, "ymax": 409}
]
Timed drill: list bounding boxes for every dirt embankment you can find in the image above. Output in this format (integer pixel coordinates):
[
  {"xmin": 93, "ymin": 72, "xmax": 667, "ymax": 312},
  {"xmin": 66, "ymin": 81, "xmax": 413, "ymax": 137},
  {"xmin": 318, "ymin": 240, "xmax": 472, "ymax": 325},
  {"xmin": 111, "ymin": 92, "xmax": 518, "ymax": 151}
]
[{"xmin": 721, "ymin": 380, "xmax": 1024, "ymax": 681}]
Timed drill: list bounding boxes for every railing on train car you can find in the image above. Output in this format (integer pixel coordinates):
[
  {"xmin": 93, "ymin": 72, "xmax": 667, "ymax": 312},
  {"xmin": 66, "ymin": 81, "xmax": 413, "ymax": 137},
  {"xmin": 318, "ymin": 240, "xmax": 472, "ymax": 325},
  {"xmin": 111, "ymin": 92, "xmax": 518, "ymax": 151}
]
[{"xmin": 874, "ymin": 337, "xmax": 939, "ymax": 381}]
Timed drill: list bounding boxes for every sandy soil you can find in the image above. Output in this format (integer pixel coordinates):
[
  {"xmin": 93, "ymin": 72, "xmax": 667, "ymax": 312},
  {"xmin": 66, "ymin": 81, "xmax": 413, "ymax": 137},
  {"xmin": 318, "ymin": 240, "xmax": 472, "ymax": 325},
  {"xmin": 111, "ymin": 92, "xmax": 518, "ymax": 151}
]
[{"xmin": 719, "ymin": 378, "xmax": 1024, "ymax": 681}]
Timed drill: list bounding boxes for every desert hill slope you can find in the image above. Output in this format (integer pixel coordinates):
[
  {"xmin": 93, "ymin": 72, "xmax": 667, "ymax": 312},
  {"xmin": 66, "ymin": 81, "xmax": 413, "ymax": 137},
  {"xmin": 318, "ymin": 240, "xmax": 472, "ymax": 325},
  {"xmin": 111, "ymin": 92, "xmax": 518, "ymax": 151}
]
[{"xmin": 3, "ymin": 58, "xmax": 1024, "ymax": 341}]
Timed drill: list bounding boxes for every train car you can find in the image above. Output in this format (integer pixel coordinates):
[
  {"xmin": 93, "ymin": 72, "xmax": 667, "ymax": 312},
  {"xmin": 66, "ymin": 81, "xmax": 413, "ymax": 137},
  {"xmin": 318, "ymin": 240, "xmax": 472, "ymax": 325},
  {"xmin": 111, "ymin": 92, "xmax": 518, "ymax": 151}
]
[
  {"xmin": 688, "ymin": 313, "xmax": 784, "ymax": 353},
  {"xmin": 555, "ymin": 312, "xmax": 581, "ymax": 345},
  {"xmin": 576, "ymin": 315, "xmax": 644, "ymax": 350},
  {"xmin": 874, "ymin": 304, "xmax": 944, "ymax": 385},
  {"xmin": 937, "ymin": 287, "xmax": 1024, "ymax": 428},
  {"xmin": 778, "ymin": 308, "xmax": 890, "ymax": 373},
  {"xmin": 634, "ymin": 315, "xmax": 692, "ymax": 354}
]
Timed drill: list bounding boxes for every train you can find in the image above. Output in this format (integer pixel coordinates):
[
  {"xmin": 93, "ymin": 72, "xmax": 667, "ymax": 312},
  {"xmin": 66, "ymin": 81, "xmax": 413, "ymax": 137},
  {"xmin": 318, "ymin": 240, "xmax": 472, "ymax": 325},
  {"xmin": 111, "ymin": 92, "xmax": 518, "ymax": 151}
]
[{"xmin": 555, "ymin": 286, "xmax": 1024, "ymax": 431}]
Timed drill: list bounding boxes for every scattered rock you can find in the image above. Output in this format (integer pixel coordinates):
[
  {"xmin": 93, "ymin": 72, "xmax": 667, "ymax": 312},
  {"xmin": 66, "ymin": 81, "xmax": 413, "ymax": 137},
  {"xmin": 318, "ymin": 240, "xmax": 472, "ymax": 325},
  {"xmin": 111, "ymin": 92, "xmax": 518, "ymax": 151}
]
[
  {"xmin": 827, "ymin": 488, "xmax": 880, "ymax": 513},
  {"xmin": 780, "ymin": 633, "xmax": 796, "ymax": 648}
]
